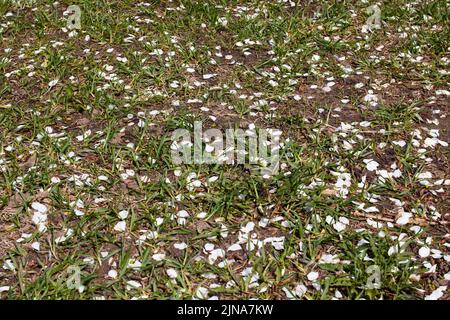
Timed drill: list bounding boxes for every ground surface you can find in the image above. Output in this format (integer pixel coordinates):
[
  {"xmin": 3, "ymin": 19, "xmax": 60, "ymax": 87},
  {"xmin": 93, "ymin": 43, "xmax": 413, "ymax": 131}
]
[{"xmin": 0, "ymin": 0, "xmax": 449, "ymax": 300}]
